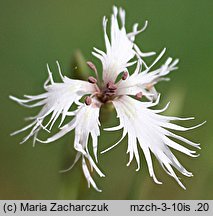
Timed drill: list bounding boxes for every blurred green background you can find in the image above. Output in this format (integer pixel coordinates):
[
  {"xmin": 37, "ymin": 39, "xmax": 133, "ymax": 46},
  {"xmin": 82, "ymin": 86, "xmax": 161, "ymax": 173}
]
[{"xmin": 0, "ymin": 0, "xmax": 212, "ymax": 199}]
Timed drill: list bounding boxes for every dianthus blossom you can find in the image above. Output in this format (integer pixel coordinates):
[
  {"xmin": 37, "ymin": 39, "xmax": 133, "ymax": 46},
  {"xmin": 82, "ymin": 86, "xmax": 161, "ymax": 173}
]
[{"xmin": 10, "ymin": 6, "xmax": 205, "ymax": 191}]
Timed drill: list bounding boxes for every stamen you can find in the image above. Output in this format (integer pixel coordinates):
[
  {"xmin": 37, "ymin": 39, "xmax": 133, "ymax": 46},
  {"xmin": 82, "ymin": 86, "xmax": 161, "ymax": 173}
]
[
  {"xmin": 87, "ymin": 61, "xmax": 98, "ymax": 78},
  {"xmin": 146, "ymin": 83, "xmax": 153, "ymax": 91},
  {"xmin": 122, "ymin": 71, "xmax": 128, "ymax": 80},
  {"xmin": 88, "ymin": 76, "xmax": 97, "ymax": 84},
  {"xmin": 135, "ymin": 92, "xmax": 143, "ymax": 99},
  {"xmin": 85, "ymin": 96, "xmax": 92, "ymax": 105},
  {"xmin": 107, "ymin": 81, "xmax": 117, "ymax": 90}
]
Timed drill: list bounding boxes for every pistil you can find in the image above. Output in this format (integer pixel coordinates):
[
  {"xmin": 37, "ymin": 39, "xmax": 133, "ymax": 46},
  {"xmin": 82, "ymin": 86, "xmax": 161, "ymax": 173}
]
[{"xmin": 106, "ymin": 81, "xmax": 117, "ymax": 91}]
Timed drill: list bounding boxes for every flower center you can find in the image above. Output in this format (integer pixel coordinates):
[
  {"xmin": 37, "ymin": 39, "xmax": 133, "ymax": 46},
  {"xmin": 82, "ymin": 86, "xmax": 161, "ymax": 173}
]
[
  {"xmin": 97, "ymin": 81, "xmax": 117, "ymax": 103},
  {"xmin": 85, "ymin": 61, "xmax": 133, "ymax": 105},
  {"xmin": 85, "ymin": 61, "xmax": 120, "ymax": 104},
  {"xmin": 85, "ymin": 79, "xmax": 118, "ymax": 105}
]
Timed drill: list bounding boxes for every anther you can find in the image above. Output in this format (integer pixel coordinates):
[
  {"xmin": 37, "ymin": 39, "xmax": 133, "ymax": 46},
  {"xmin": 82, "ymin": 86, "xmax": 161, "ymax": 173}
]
[
  {"xmin": 87, "ymin": 61, "xmax": 97, "ymax": 73},
  {"xmin": 146, "ymin": 83, "xmax": 153, "ymax": 91},
  {"xmin": 85, "ymin": 96, "xmax": 92, "ymax": 105},
  {"xmin": 88, "ymin": 76, "xmax": 97, "ymax": 84},
  {"xmin": 135, "ymin": 92, "xmax": 143, "ymax": 99},
  {"xmin": 122, "ymin": 71, "xmax": 128, "ymax": 80},
  {"xmin": 107, "ymin": 81, "xmax": 117, "ymax": 91}
]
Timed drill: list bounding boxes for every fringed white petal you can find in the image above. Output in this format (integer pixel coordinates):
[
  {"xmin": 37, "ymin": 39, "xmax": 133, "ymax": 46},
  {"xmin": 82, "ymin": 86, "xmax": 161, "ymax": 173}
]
[
  {"xmin": 38, "ymin": 102, "xmax": 104, "ymax": 192},
  {"xmin": 82, "ymin": 156, "xmax": 103, "ymax": 192},
  {"xmin": 109, "ymin": 95, "xmax": 204, "ymax": 189},
  {"xmin": 93, "ymin": 6, "xmax": 154, "ymax": 84},
  {"xmin": 117, "ymin": 51, "xmax": 179, "ymax": 99},
  {"xmin": 10, "ymin": 62, "xmax": 96, "ymax": 144},
  {"xmin": 92, "ymin": 6, "xmax": 135, "ymax": 84}
]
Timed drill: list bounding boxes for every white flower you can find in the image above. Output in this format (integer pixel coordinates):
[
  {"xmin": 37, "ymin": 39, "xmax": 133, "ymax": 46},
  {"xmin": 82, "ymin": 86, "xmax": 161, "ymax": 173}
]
[{"xmin": 10, "ymin": 6, "xmax": 205, "ymax": 191}]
